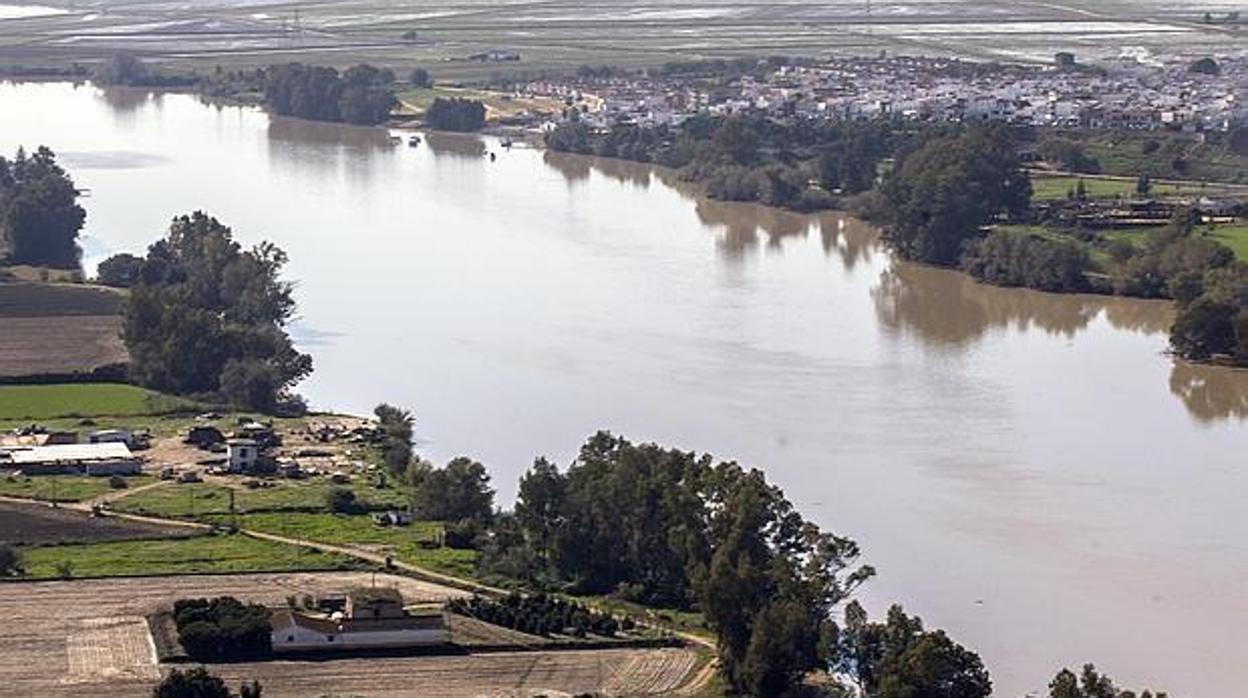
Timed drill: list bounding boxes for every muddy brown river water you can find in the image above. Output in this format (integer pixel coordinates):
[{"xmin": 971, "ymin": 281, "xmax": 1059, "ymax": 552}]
[{"xmin": 1, "ymin": 82, "xmax": 1246, "ymax": 696}]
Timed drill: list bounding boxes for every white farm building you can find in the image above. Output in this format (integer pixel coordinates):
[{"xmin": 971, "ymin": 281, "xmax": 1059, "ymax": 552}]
[
  {"xmin": 0, "ymin": 442, "xmax": 141, "ymax": 476},
  {"xmin": 270, "ymin": 588, "xmax": 449, "ymax": 653}
]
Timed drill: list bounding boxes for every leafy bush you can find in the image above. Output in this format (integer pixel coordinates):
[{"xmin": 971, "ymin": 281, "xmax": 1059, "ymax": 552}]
[
  {"xmin": 425, "ymin": 98, "xmax": 486, "ymax": 132},
  {"xmin": 447, "ymin": 593, "xmax": 619, "ymax": 637},
  {"xmin": 962, "ymin": 230, "xmax": 1090, "ymax": 292},
  {"xmin": 173, "ymin": 597, "xmax": 272, "ymax": 660}
]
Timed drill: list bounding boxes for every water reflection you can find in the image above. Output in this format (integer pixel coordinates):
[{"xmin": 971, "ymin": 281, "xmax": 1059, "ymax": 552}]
[
  {"xmin": 874, "ymin": 261, "xmax": 1110, "ymax": 347},
  {"xmin": 266, "ymin": 116, "xmax": 395, "ymax": 188},
  {"xmin": 1170, "ymin": 362, "xmax": 1248, "ymax": 423},
  {"xmin": 542, "ymin": 150, "xmax": 591, "ymax": 184},
  {"xmin": 424, "ymin": 131, "xmax": 487, "ymax": 159}
]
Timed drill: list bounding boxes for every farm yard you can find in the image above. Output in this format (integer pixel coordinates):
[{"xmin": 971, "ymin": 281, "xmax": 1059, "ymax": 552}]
[{"xmin": 0, "ymin": 572, "xmax": 701, "ymax": 697}]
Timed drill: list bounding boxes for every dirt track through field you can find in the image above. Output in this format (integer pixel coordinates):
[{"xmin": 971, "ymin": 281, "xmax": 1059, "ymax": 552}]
[{"xmin": 0, "ymin": 572, "xmax": 701, "ymax": 697}]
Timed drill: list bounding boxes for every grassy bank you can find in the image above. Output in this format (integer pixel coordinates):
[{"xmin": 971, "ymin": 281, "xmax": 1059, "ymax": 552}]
[
  {"xmin": 0, "ymin": 383, "xmax": 194, "ymax": 421},
  {"xmin": 1029, "ymin": 175, "xmax": 1222, "ymax": 202},
  {"xmin": 16, "ymin": 531, "xmax": 359, "ymax": 579}
]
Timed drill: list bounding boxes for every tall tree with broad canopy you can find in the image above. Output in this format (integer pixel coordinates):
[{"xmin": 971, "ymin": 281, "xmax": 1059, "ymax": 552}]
[
  {"xmin": 123, "ymin": 212, "xmax": 311, "ymax": 412},
  {"xmin": 0, "ymin": 146, "xmax": 86, "ymax": 269}
]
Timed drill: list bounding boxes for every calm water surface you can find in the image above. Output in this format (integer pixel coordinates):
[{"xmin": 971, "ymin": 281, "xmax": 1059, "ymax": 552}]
[{"xmin": 2, "ymin": 82, "xmax": 1246, "ymax": 696}]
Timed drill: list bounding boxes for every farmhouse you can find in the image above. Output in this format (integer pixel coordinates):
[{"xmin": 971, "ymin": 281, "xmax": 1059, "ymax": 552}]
[
  {"xmin": 270, "ymin": 588, "xmax": 449, "ymax": 653},
  {"xmin": 0, "ymin": 442, "xmax": 141, "ymax": 475},
  {"xmin": 227, "ymin": 438, "xmax": 259, "ymax": 472}
]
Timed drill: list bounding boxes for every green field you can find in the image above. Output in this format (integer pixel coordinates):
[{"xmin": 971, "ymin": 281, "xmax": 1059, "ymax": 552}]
[
  {"xmin": 1029, "ymin": 175, "xmax": 1218, "ymax": 202},
  {"xmin": 0, "ymin": 383, "xmax": 194, "ymax": 421},
  {"xmin": 1208, "ymin": 224, "xmax": 1248, "ymax": 260},
  {"xmin": 1101, "ymin": 223, "xmax": 1248, "ymax": 261},
  {"xmin": 112, "ymin": 480, "xmax": 409, "ymax": 518},
  {"xmin": 0, "ymin": 473, "xmax": 154, "ymax": 503},
  {"xmin": 17, "ymin": 531, "xmax": 358, "ymax": 579},
  {"xmin": 206, "ymin": 511, "xmax": 477, "ymax": 579}
]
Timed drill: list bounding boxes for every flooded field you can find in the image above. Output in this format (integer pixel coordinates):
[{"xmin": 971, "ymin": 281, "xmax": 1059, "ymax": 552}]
[
  {"xmin": 0, "ymin": 0, "xmax": 1244, "ymax": 75},
  {"xmin": 0, "ymin": 82, "xmax": 1246, "ymax": 696}
]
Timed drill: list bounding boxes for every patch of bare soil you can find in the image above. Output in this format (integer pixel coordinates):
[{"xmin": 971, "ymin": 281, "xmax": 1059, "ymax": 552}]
[{"xmin": 0, "ymin": 499, "xmax": 194, "ymax": 545}]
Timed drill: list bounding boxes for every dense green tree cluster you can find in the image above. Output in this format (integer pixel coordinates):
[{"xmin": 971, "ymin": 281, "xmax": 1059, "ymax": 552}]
[
  {"xmin": 93, "ymin": 53, "xmax": 197, "ymax": 88},
  {"xmin": 962, "ymin": 230, "xmax": 1091, "ymax": 292},
  {"xmin": 0, "ymin": 146, "xmax": 85, "ymax": 269},
  {"xmin": 264, "ymin": 63, "xmax": 397, "ymax": 125},
  {"xmin": 482, "ymin": 432, "xmax": 873, "ymax": 696},
  {"xmin": 880, "ymin": 128, "xmax": 1031, "ymax": 265},
  {"xmin": 425, "ymin": 98, "xmax": 487, "ymax": 132},
  {"xmin": 409, "ymin": 68, "xmax": 432, "ymax": 88},
  {"xmin": 173, "ymin": 597, "xmax": 272, "ymax": 661},
  {"xmin": 122, "ymin": 212, "xmax": 312, "ymax": 413},
  {"xmin": 153, "ymin": 668, "xmax": 262, "ymax": 698},
  {"xmin": 545, "ymin": 114, "xmax": 895, "ymax": 210},
  {"xmin": 95, "ymin": 252, "xmax": 144, "ymax": 287},
  {"xmin": 837, "ymin": 602, "xmax": 992, "ymax": 698},
  {"xmin": 446, "ymin": 593, "xmax": 621, "ymax": 637},
  {"xmin": 1049, "ymin": 664, "xmax": 1167, "ymax": 698},
  {"xmin": 409, "ymin": 456, "xmax": 495, "ymax": 523}
]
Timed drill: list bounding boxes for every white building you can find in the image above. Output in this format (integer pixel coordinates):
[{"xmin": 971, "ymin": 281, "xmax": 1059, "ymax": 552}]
[
  {"xmin": 1, "ymin": 442, "xmax": 140, "ymax": 475},
  {"xmin": 227, "ymin": 439, "xmax": 259, "ymax": 473},
  {"xmin": 270, "ymin": 588, "xmax": 449, "ymax": 653}
]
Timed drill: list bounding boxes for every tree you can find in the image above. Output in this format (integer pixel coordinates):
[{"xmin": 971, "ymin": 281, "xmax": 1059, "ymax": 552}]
[
  {"xmin": 96, "ymin": 252, "xmax": 144, "ymax": 287},
  {"xmin": 326, "ymin": 487, "xmax": 359, "ymax": 514},
  {"xmin": 409, "ymin": 68, "xmax": 432, "ymax": 87},
  {"xmin": 881, "ymin": 128, "xmax": 1031, "ymax": 266},
  {"xmin": 1049, "ymin": 664, "xmax": 1168, "ymax": 698},
  {"xmin": 264, "ymin": 63, "xmax": 396, "ymax": 126},
  {"xmin": 122, "ymin": 212, "xmax": 311, "ymax": 412},
  {"xmin": 374, "ymin": 403, "xmax": 414, "ymax": 475},
  {"xmin": 152, "ymin": 668, "xmax": 230, "ymax": 698},
  {"xmin": 837, "ymin": 602, "xmax": 991, "ymax": 698},
  {"xmin": 0, "ymin": 146, "xmax": 86, "ymax": 268},
  {"xmin": 0, "ymin": 543, "xmax": 18, "ymax": 576},
  {"xmin": 1134, "ymin": 175, "xmax": 1152, "ymax": 197},
  {"xmin": 425, "ymin": 98, "xmax": 487, "ymax": 132},
  {"xmin": 412, "ymin": 456, "xmax": 495, "ymax": 522},
  {"xmin": 1170, "ymin": 297, "xmax": 1239, "ymax": 360}
]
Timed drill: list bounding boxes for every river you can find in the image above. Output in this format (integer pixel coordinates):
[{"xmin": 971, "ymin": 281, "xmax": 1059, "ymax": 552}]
[{"xmin": 2, "ymin": 81, "xmax": 1246, "ymax": 696}]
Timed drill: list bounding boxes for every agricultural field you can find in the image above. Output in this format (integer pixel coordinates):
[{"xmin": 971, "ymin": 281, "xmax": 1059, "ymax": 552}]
[
  {"xmin": 112, "ymin": 478, "xmax": 410, "ymax": 518},
  {"xmin": 2, "ymin": 0, "xmax": 1246, "ymax": 78},
  {"xmin": 0, "ymin": 498, "xmax": 192, "ymax": 545},
  {"xmin": 0, "ymin": 282, "xmax": 128, "ymax": 381},
  {"xmin": 0, "ymin": 383, "xmax": 192, "ymax": 422},
  {"xmin": 16, "ymin": 531, "xmax": 360, "ymax": 579},
  {"xmin": 0, "ymin": 572, "xmax": 698, "ymax": 697},
  {"xmin": 209, "ymin": 511, "xmax": 478, "ymax": 579},
  {"xmin": 1028, "ymin": 175, "xmax": 1231, "ymax": 202},
  {"xmin": 0, "ymin": 473, "xmax": 153, "ymax": 503},
  {"xmin": 396, "ymin": 86, "xmax": 563, "ymax": 120}
]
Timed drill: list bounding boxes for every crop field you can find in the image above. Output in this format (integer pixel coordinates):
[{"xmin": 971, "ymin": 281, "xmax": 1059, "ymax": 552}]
[
  {"xmin": 17, "ymin": 531, "xmax": 361, "ymax": 579},
  {"xmin": 0, "ymin": 283, "xmax": 127, "ymax": 380},
  {"xmin": 0, "ymin": 498, "xmax": 191, "ymax": 545},
  {"xmin": 0, "ymin": 572, "xmax": 697, "ymax": 697},
  {"xmin": 1, "ymin": 0, "xmax": 1245, "ymax": 78}
]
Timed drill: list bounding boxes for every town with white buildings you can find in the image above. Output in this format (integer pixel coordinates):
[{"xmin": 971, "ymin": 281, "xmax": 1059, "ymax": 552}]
[{"xmin": 517, "ymin": 53, "xmax": 1248, "ymax": 134}]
